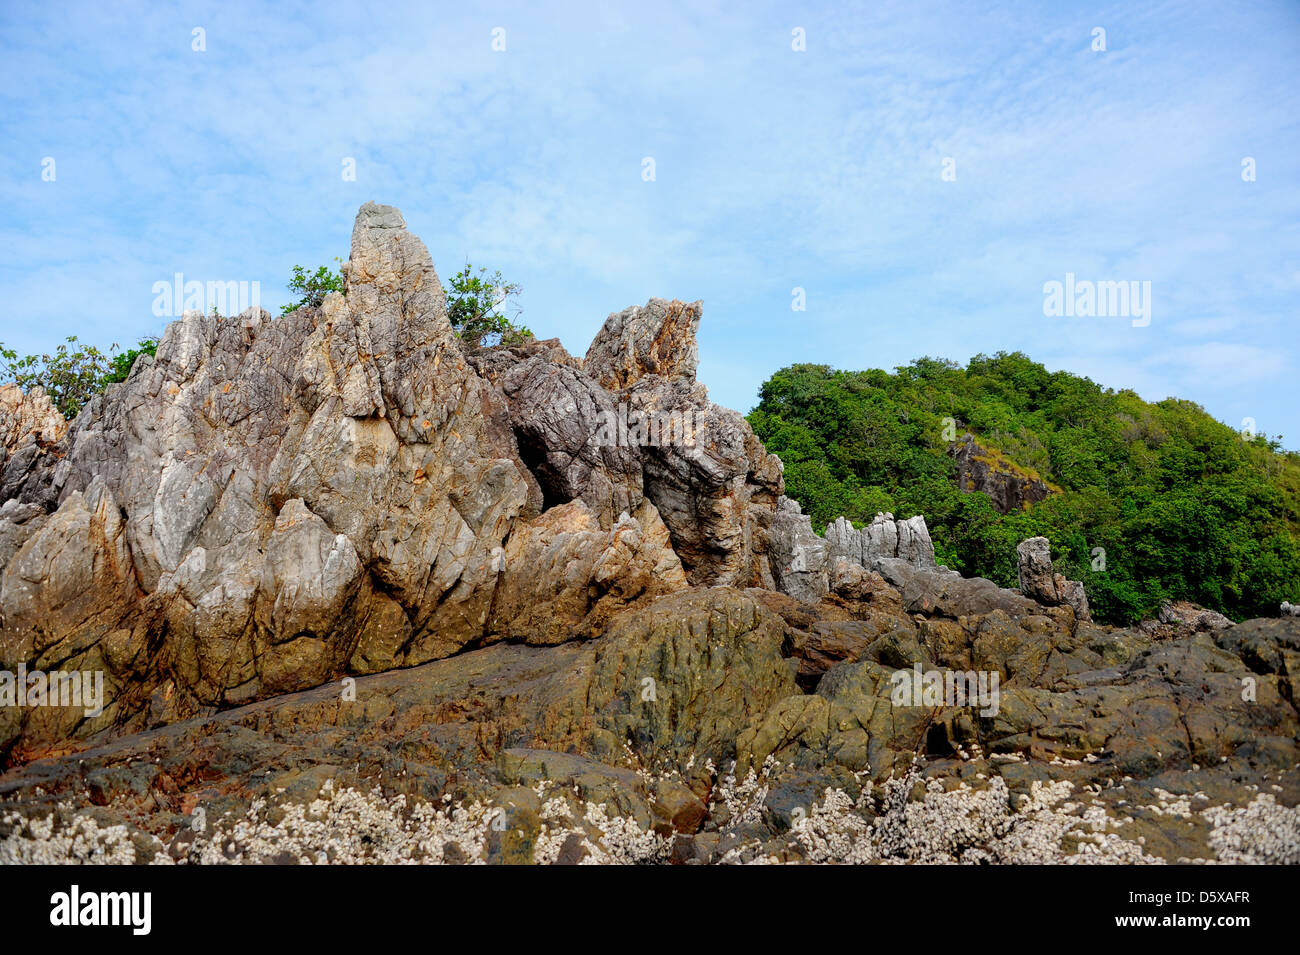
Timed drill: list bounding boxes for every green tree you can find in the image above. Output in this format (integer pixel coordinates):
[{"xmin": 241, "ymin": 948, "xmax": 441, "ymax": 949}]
[
  {"xmin": 748, "ymin": 352, "xmax": 1300, "ymax": 625},
  {"xmin": 281, "ymin": 259, "xmax": 346, "ymax": 314},
  {"xmin": 446, "ymin": 264, "xmax": 531, "ymax": 349},
  {"xmin": 1, "ymin": 335, "xmax": 159, "ymax": 419}
]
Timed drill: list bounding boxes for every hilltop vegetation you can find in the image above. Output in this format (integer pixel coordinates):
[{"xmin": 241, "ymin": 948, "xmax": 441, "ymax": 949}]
[{"xmin": 748, "ymin": 352, "xmax": 1300, "ymax": 625}]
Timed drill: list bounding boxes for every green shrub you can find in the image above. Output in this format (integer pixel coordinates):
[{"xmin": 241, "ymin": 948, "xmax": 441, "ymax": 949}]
[
  {"xmin": 1, "ymin": 335, "xmax": 159, "ymax": 420},
  {"xmin": 446, "ymin": 264, "xmax": 531, "ymax": 348},
  {"xmin": 281, "ymin": 259, "xmax": 346, "ymax": 315}
]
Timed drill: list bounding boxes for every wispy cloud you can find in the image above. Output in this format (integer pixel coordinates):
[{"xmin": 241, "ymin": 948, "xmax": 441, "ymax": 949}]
[{"xmin": 2, "ymin": 0, "xmax": 1298, "ymax": 444}]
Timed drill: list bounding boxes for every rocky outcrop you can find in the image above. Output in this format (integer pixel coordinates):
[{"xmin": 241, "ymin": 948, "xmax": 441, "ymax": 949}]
[
  {"xmin": 1159, "ymin": 600, "xmax": 1234, "ymax": 632},
  {"xmin": 584, "ymin": 298, "xmax": 701, "ymax": 391},
  {"xmin": 825, "ymin": 513, "xmax": 935, "ymax": 567},
  {"xmin": 580, "ymin": 299, "xmax": 785, "ymax": 588},
  {"xmin": 1015, "ymin": 536, "xmax": 1090, "ymax": 622},
  {"xmin": 0, "ymin": 204, "xmax": 797, "ymax": 759},
  {"xmin": 766, "ymin": 505, "xmax": 939, "ymax": 605},
  {"xmin": 4, "ymin": 579, "xmax": 1296, "ymax": 864},
  {"xmin": 953, "ymin": 433, "xmax": 1053, "ymax": 514},
  {"xmin": 2, "ymin": 202, "xmax": 1294, "ymax": 866}
]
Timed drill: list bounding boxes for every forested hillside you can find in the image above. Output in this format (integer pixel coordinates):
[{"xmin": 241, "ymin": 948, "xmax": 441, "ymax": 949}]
[{"xmin": 747, "ymin": 352, "xmax": 1300, "ymax": 624}]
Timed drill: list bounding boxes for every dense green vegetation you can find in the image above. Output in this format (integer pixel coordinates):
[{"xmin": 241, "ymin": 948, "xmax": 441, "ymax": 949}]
[
  {"xmin": 1, "ymin": 336, "xmax": 158, "ymax": 419},
  {"xmin": 748, "ymin": 353, "xmax": 1300, "ymax": 625}
]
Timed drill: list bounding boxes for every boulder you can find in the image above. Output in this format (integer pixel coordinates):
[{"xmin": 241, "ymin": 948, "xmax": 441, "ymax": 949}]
[
  {"xmin": 484, "ymin": 498, "xmax": 687, "ymax": 645},
  {"xmin": 1159, "ymin": 600, "xmax": 1234, "ymax": 632},
  {"xmin": 1016, "ymin": 536, "xmax": 1090, "ymax": 621}
]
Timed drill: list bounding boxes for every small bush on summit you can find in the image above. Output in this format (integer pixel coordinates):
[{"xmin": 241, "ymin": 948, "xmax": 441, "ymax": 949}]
[
  {"xmin": 281, "ymin": 259, "xmax": 346, "ymax": 314},
  {"xmin": 446, "ymin": 264, "xmax": 531, "ymax": 349},
  {"xmin": 280, "ymin": 258, "xmax": 530, "ymax": 349}
]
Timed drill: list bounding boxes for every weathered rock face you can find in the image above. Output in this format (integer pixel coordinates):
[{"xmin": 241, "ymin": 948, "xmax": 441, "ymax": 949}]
[
  {"xmin": 497, "ymin": 351, "xmax": 643, "ymax": 527},
  {"xmin": 0, "ymin": 385, "xmax": 66, "ymax": 510},
  {"xmin": 953, "ymin": 433, "xmax": 1053, "ymax": 514},
  {"xmin": 0, "ymin": 385, "xmax": 66, "ymax": 452},
  {"xmin": 584, "ymin": 298, "xmax": 701, "ymax": 392},
  {"xmin": 825, "ymin": 513, "xmax": 936, "ymax": 568},
  {"xmin": 0, "ymin": 204, "xmax": 800, "ymax": 759},
  {"xmin": 1016, "ymin": 536, "xmax": 1090, "ymax": 622},
  {"xmin": 766, "ymin": 497, "xmax": 829, "ymax": 602},
  {"xmin": 483, "ymin": 498, "xmax": 686, "ymax": 647},
  {"xmin": 582, "ymin": 299, "xmax": 785, "ymax": 588}
]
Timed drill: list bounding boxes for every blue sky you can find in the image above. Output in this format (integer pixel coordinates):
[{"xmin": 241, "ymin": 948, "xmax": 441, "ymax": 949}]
[{"xmin": 3, "ymin": 1, "xmax": 1298, "ymax": 443}]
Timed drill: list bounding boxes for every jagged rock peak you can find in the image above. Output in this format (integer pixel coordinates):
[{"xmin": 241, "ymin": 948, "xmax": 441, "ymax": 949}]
[
  {"xmin": 584, "ymin": 298, "xmax": 702, "ymax": 391},
  {"xmin": 767, "ymin": 505, "xmax": 937, "ymax": 604},
  {"xmin": 825, "ymin": 513, "xmax": 936, "ymax": 568}
]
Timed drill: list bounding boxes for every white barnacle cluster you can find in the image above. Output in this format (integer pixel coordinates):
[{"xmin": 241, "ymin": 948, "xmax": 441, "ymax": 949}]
[
  {"xmin": 788, "ymin": 787, "xmax": 876, "ymax": 865},
  {"xmin": 4, "ymin": 764, "xmax": 1294, "ymax": 864},
  {"xmin": 720, "ymin": 772, "xmax": 1167, "ymax": 865},
  {"xmin": 533, "ymin": 792, "xmax": 581, "ymax": 864},
  {"xmin": 579, "ymin": 802, "xmax": 672, "ymax": 864},
  {"xmin": 0, "ymin": 806, "xmax": 167, "ymax": 865},
  {"xmin": 185, "ymin": 780, "xmax": 497, "ymax": 864},
  {"xmin": 709, "ymin": 757, "xmax": 776, "ymax": 830},
  {"xmin": 1202, "ymin": 794, "xmax": 1300, "ymax": 864},
  {"xmin": 529, "ymin": 783, "xmax": 674, "ymax": 865},
  {"xmin": 1145, "ymin": 788, "xmax": 1195, "ymax": 819},
  {"xmin": 873, "ymin": 775, "xmax": 1018, "ymax": 863}
]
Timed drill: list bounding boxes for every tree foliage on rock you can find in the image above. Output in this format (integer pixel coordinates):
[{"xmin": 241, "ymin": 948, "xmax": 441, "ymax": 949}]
[
  {"xmin": 446, "ymin": 264, "xmax": 531, "ymax": 349},
  {"xmin": 281, "ymin": 259, "xmax": 346, "ymax": 314},
  {"xmin": 280, "ymin": 258, "xmax": 532, "ymax": 351},
  {"xmin": 748, "ymin": 353, "xmax": 1300, "ymax": 625},
  {"xmin": 0, "ymin": 336, "xmax": 159, "ymax": 420}
]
